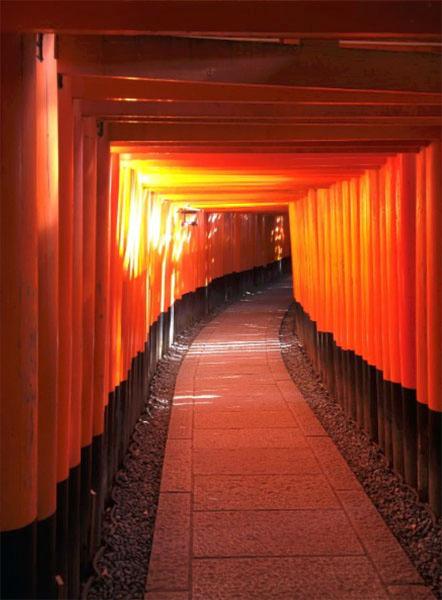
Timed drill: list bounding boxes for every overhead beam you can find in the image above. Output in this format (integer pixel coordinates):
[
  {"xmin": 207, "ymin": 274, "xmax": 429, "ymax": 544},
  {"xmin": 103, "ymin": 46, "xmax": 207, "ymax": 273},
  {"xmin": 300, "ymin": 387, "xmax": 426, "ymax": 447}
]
[
  {"xmin": 150, "ymin": 186, "xmax": 329, "ymax": 195},
  {"xmin": 340, "ymin": 40, "xmax": 442, "ymax": 54},
  {"xmin": 193, "ymin": 206, "xmax": 290, "ymax": 213},
  {"xmin": 58, "ymin": 35, "xmax": 441, "ymax": 93},
  {"xmin": 124, "ymin": 153, "xmax": 391, "ymax": 168},
  {"xmin": 138, "ymin": 178, "xmax": 364, "ymax": 192},
  {"xmin": 72, "ymin": 76, "xmax": 441, "ymax": 106},
  {"xmin": 103, "ymin": 116, "xmax": 442, "ymax": 126},
  {"xmin": 108, "ymin": 121, "xmax": 440, "ymax": 142},
  {"xmin": 163, "ymin": 191, "xmax": 304, "ymax": 202},
  {"xmin": 2, "ymin": 1, "xmax": 440, "ymax": 38},
  {"xmin": 111, "ymin": 142, "xmax": 425, "ymax": 154},
  {"xmin": 81, "ymin": 100, "xmax": 442, "ymax": 119}
]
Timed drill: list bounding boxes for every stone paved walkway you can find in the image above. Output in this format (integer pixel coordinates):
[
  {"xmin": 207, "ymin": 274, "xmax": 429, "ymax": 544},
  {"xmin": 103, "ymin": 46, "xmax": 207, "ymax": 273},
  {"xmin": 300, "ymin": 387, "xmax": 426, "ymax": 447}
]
[{"xmin": 145, "ymin": 280, "xmax": 433, "ymax": 600}]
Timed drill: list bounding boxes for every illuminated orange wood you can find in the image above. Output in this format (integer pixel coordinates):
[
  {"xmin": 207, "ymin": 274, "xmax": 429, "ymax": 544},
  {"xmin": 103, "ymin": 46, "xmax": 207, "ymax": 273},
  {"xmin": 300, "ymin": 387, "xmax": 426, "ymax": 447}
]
[
  {"xmin": 36, "ymin": 33, "xmax": 59, "ymax": 520},
  {"xmin": 397, "ymin": 154, "xmax": 417, "ymax": 390},
  {"xmin": 415, "ymin": 151, "xmax": 427, "ymax": 407},
  {"xmin": 112, "ymin": 142, "xmax": 425, "ymax": 154},
  {"xmin": 57, "ymin": 71, "xmax": 74, "ymax": 484},
  {"xmin": 81, "ymin": 99, "xmax": 442, "ymax": 120},
  {"xmin": 70, "ymin": 100, "xmax": 84, "ymax": 468},
  {"xmin": 425, "ymin": 142, "xmax": 442, "ymax": 413},
  {"xmin": 81, "ymin": 117, "xmax": 97, "ymax": 448},
  {"xmin": 378, "ymin": 166, "xmax": 390, "ymax": 381},
  {"xmin": 72, "ymin": 76, "xmax": 442, "ymax": 107},
  {"xmin": 369, "ymin": 170, "xmax": 381, "ymax": 369},
  {"xmin": 108, "ymin": 121, "xmax": 440, "ymax": 143},
  {"xmin": 0, "ymin": 33, "xmax": 38, "ymax": 531},
  {"xmin": 93, "ymin": 128, "xmax": 111, "ymax": 436},
  {"xmin": 108, "ymin": 154, "xmax": 121, "ymax": 391}
]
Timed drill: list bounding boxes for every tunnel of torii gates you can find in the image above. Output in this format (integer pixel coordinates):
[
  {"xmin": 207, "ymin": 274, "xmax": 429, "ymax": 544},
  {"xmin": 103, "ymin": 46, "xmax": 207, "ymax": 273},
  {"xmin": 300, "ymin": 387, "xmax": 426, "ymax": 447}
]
[{"xmin": 1, "ymin": 1, "xmax": 442, "ymax": 598}]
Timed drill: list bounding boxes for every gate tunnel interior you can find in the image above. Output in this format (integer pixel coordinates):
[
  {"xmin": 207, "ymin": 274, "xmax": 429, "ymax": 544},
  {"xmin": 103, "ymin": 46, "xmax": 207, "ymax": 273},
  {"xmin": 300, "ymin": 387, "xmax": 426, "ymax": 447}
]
[{"xmin": 1, "ymin": 2, "xmax": 441, "ymax": 598}]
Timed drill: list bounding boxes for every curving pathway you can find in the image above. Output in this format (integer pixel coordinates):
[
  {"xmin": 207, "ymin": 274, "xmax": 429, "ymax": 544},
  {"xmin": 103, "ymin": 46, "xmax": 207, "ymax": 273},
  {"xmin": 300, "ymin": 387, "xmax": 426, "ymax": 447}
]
[{"xmin": 145, "ymin": 280, "xmax": 432, "ymax": 600}]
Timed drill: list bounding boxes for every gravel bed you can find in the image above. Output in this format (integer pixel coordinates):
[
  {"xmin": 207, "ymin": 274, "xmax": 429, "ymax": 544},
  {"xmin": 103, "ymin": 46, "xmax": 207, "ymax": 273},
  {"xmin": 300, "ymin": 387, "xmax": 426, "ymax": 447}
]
[
  {"xmin": 280, "ymin": 303, "xmax": 442, "ymax": 600},
  {"xmin": 83, "ymin": 310, "xmax": 219, "ymax": 600}
]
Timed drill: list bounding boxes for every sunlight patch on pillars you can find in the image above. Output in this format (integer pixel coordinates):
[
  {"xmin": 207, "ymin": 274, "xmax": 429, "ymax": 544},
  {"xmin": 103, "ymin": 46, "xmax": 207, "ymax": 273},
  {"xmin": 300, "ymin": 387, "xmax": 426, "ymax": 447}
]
[
  {"xmin": 117, "ymin": 165, "xmax": 149, "ymax": 278},
  {"xmin": 271, "ymin": 215, "xmax": 286, "ymax": 260}
]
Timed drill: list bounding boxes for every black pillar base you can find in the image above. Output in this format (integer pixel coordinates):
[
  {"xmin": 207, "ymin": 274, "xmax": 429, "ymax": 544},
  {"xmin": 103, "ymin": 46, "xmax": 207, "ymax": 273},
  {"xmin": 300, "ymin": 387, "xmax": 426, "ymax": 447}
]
[
  {"xmin": 292, "ymin": 302, "xmax": 441, "ymax": 517},
  {"xmin": 0, "ymin": 521, "xmax": 36, "ymax": 599}
]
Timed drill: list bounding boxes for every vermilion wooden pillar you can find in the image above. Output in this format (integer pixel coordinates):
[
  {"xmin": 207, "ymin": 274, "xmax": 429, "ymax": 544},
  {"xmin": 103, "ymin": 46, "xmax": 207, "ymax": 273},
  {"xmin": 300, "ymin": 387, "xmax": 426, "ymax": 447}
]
[
  {"xmin": 51, "ymin": 72, "xmax": 76, "ymax": 599},
  {"xmin": 80, "ymin": 116, "xmax": 98, "ymax": 573},
  {"xmin": 108, "ymin": 154, "xmax": 121, "ymax": 394},
  {"xmin": 57, "ymin": 71, "xmax": 75, "ymax": 591},
  {"xmin": 370, "ymin": 170, "xmax": 382, "ymax": 376},
  {"xmin": 369, "ymin": 169, "xmax": 381, "ymax": 441},
  {"xmin": 68, "ymin": 98, "xmax": 84, "ymax": 599},
  {"xmin": 425, "ymin": 141, "xmax": 442, "ymax": 516},
  {"xmin": 91, "ymin": 124, "xmax": 111, "ymax": 556},
  {"xmin": 35, "ymin": 33, "xmax": 59, "ymax": 598},
  {"xmin": 93, "ymin": 127, "xmax": 111, "ymax": 439},
  {"xmin": 387, "ymin": 158, "xmax": 403, "ymax": 474},
  {"xmin": 82, "ymin": 116, "xmax": 98, "ymax": 453},
  {"xmin": 0, "ymin": 33, "xmax": 38, "ymax": 599},
  {"xmin": 397, "ymin": 153, "xmax": 417, "ymax": 487},
  {"xmin": 415, "ymin": 149, "xmax": 429, "ymax": 500}
]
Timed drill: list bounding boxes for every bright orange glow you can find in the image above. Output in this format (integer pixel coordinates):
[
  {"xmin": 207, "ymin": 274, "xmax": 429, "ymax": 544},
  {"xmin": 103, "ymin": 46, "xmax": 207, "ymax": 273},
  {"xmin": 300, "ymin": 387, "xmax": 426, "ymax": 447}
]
[
  {"xmin": 117, "ymin": 165, "xmax": 149, "ymax": 278},
  {"xmin": 288, "ymin": 143, "xmax": 442, "ymax": 413},
  {"xmin": 113, "ymin": 152, "xmax": 291, "ymax": 346},
  {"xmin": 109, "ymin": 144, "xmax": 292, "ymax": 406}
]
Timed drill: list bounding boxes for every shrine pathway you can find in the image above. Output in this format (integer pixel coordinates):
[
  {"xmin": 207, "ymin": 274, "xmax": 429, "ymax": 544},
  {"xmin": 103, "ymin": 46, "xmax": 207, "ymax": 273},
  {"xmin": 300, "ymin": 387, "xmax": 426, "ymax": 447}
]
[{"xmin": 145, "ymin": 280, "xmax": 431, "ymax": 600}]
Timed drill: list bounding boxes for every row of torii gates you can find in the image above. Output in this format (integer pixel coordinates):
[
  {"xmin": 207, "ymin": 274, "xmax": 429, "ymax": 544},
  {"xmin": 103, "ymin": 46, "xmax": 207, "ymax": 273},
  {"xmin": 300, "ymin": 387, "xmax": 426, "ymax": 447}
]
[{"xmin": 1, "ymin": 2, "xmax": 441, "ymax": 598}]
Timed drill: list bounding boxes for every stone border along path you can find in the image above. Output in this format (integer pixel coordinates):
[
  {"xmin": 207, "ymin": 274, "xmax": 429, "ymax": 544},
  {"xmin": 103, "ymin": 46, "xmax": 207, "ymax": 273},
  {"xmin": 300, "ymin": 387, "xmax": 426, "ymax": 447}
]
[{"xmin": 145, "ymin": 279, "xmax": 435, "ymax": 600}]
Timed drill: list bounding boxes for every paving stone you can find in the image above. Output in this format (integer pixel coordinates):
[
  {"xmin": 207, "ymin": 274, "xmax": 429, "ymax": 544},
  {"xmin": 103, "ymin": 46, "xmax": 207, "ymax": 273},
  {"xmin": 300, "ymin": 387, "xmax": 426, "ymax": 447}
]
[
  {"xmin": 308, "ymin": 436, "xmax": 361, "ymax": 490},
  {"xmin": 193, "ymin": 428, "xmax": 305, "ymax": 450},
  {"xmin": 267, "ymin": 360, "xmax": 291, "ymax": 375},
  {"xmin": 145, "ymin": 592, "xmax": 189, "ymax": 600},
  {"xmin": 198, "ymin": 357, "xmax": 269, "ymax": 365},
  {"xmin": 194, "ymin": 378, "xmax": 278, "ymax": 388},
  {"xmin": 176, "ymin": 368, "xmax": 197, "ymax": 380},
  {"xmin": 192, "ymin": 557, "xmax": 389, "ymax": 599},
  {"xmin": 197, "ymin": 364, "xmax": 270, "ymax": 375},
  {"xmin": 160, "ymin": 439, "xmax": 191, "ymax": 492},
  {"xmin": 146, "ymin": 493, "xmax": 191, "ymax": 591},
  {"xmin": 276, "ymin": 379, "xmax": 305, "ymax": 402},
  {"xmin": 387, "ymin": 585, "xmax": 435, "ymax": 599},
  {"xmin": 194, "ymin": 383, "xmax": 279, "ymax": 395},
  {"xmin": 193, "ymin": 509, "xmax": 364, "ymax": 557},
  {"xmin": 175, "ymin": 377, "xmax": 196, "ymax": 389},
  {"xmin": 270, "ymin": 372, "xmax": 292, "ymax": 381},
  {"xmin": 288, "ymin": 400, "xmax": 327, "ymax": 436},
  {"xmin": 193, "ymin": 447, "xmax": 322, "ymax": 475},
  {"xmin": 193, "ymin": 409, "xmax": 298, "ymax": 429},
  {"xmin": 193, "ymin": 390, "xmax": 286, "ymax": 411},
  {"xmin": 194, "ymin": 379, "xmax": 277, "ymax": 393},
  {"xmin": 194, "ymin": 473, "xmax": 340, "ymax": 511},
  {"xmin": 338, "ymin": 490, "xmax": 423, "ymax": 585},
  {"xmin": 173, "ymin": 387, "xmax": 196, "ymax": 397},
  {"xmin": 167, "ymin": 405, "xmax": 193, "ymax": 439}
]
